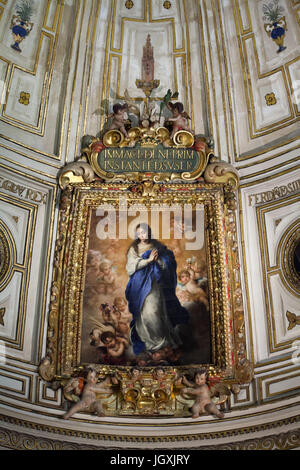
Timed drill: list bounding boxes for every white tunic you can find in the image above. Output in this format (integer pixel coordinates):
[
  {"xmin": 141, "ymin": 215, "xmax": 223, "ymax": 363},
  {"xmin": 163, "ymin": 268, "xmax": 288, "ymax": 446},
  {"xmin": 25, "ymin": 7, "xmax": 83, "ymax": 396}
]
[{"xmin": 126, "ymin": 243, "xmax": 181, "ymax": 352}]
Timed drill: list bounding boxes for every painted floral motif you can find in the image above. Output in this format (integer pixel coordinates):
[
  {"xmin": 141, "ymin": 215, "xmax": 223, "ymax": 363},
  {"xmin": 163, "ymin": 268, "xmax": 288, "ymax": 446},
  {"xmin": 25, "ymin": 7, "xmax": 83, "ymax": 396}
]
[
  {"xmin": 263, "ymin": 0, "xmax": 287, "ymax": 53},
  {"xmin": 10, "ymin": 0, "xmax": 35, "ymax": 53}
]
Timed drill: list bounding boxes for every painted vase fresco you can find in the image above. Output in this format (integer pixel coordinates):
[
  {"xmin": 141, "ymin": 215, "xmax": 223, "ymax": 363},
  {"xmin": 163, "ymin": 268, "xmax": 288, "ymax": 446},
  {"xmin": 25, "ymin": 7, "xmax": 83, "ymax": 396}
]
[
  {"xmin": 263, "ymin": 0, "xmax": 287, "ymax": 53},
  {"xmin": 10, "ymin": 0, "xmax": 34, "ymax": 53}
]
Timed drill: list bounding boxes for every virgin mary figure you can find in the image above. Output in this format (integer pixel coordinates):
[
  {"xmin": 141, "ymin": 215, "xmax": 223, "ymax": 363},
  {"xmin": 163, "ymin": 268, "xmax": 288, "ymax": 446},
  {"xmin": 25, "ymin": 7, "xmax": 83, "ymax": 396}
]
[{"xmin": 125, "ymin": 223, "xmax": 189, "ymax": 356}]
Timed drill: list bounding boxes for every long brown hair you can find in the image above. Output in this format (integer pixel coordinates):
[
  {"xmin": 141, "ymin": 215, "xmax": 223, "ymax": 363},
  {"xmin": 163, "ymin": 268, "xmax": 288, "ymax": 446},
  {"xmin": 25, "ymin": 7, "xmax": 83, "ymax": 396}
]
[{"xmin": 128, "ymin": 223, "xmax": 166, "ymax": 254}]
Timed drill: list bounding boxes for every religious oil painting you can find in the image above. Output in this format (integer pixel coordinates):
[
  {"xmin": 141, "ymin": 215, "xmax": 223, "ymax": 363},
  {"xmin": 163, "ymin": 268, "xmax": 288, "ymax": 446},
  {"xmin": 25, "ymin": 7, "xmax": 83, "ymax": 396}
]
[
  {"xmin": 81, "ymin": 201, "xmax": 211, "ymax": 368},
  {"xmin": 54, "ymin": 183, "xmax": 235, "ymax": 379}
]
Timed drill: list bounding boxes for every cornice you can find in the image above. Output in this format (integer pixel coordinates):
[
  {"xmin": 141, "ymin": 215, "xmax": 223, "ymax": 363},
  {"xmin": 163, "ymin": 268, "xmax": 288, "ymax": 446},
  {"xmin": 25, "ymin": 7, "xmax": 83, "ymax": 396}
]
[
  {"xmin": 0, "ymin": 422, "xmax": 299, "ymax": 450},
  {"xmin": 0, "ymin": 413, "xmax": 299, "ymax": 448}
]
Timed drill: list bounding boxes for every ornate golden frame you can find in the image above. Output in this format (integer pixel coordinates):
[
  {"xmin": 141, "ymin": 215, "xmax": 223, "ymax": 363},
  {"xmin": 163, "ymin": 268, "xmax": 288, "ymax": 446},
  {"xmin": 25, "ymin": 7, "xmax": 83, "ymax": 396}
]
[{"xmin": 40, "ymin": 174, "xmax": 252, "ymax": 417}]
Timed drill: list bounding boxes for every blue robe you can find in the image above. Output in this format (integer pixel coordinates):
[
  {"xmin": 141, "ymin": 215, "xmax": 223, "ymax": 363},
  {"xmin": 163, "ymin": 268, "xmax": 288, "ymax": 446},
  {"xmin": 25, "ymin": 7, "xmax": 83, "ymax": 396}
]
[{"xmin": 125, "ymin": 246, "xmax": 189, "ymax": 355}]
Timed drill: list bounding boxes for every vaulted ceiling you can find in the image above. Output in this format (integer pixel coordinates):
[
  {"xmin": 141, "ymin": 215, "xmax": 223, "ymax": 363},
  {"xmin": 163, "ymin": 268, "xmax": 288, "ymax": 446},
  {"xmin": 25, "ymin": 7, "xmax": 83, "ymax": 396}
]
[{"xmin": 0, "ymin": 0, "xmax": 299, "ymax": 450}]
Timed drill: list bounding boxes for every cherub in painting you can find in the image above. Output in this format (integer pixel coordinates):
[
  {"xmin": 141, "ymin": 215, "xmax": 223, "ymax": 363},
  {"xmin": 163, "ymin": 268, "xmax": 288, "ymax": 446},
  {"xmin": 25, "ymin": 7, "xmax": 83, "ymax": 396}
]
[
  {"xmin": 111, "ymin": 308, "xmax": 130, "ymax": 337},
  {"xmin": 89, "ymin": 322, "xmax": 115, "ymax": 348},
  {"xmin": 112, "ymin": 297, "xmax": 132, "ymax": 337},
  {"xmin": 101, "ymin": 331, "xmax": 129, "ymax": 365},
  {"xmin": 84, "ymin": 250, "xmax": 103, "ymax": 295},
  {"xmin": 99, "ymin": 302, "xmax": 114, "ymax": 324},
  {"xmin": 89, "ymin": 327, "xmax": 103, "ymax": 348},
  {"xmin": 177, "ymin": 269, "xmax": 208, "ymax": 308},
  {"xmin": 97, "ymin": 261, "xmax": 116, "ymax": 294},
  {"xmin": 113, "ymin": 297, "xmax": 132, "ymax": 322},
  {"xmin": 185, "ymin": 257, "xmax": 208, "ymax": 289}
]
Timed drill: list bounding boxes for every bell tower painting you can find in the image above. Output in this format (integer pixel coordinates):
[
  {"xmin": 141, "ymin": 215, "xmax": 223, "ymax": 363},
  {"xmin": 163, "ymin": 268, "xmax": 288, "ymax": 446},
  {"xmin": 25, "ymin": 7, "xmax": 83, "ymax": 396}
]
[{"xmin": 142, "ymin": 34, "xmax": 154, "ymax": 82}]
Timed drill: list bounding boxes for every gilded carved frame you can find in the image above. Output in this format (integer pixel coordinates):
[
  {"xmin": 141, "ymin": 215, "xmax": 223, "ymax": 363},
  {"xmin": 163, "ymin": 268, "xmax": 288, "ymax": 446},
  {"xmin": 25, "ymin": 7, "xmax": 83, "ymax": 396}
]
[
  {"xmin": 41, "ymin": 178, "xmax": 252, "ymax": 417},
  {"xmin": 39, "ymin": 127, "xmax": 253, "ymax": 417}
]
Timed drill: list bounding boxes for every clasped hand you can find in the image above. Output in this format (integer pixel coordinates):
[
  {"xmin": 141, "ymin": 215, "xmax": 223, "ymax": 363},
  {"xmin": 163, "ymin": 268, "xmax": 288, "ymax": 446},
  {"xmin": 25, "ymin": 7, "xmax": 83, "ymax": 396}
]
[{"xmin": 148, "ymin": 249, "xmax": 158, "ymax": 262}]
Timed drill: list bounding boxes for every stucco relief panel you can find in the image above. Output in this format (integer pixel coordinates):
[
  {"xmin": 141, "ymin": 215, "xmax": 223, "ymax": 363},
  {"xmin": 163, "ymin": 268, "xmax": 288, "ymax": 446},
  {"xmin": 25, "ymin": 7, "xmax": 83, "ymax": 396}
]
[
  {"xmin": 0, "ymin": 195, "xmax": 34, "ymax": 349},
  {"xmin": 92, "ymin": 0, "xmax": 209, "ymax": 139},
  {"xmin": 0, "ymin": 0, "xmax": 82, "ymax": 162},
  {"xmin": 0, "ymin": 1, "xmax": 61, "ymax": 134},
  {"xmin": 222, "ymin": 0, "xmax": 300, "ymax": 157},
  {"xmin": 0, "ymin": 166, "xmax": 56, "ymax": 364},
  {"xmin": 240, "ymin": 172, "xmax": 300, "ymax": 367},
  {"xmin": 257, "ymin": 196, "xmax": 300, "ymax": 351}
]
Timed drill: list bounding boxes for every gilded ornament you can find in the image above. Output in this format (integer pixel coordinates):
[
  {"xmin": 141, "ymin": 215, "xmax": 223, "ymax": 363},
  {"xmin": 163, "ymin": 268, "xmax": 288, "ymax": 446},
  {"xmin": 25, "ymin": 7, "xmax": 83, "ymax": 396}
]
[
  {"xmin": 18, "ymin": 91, "xmax": 30, "ymax": 105},
  {"xmin": 173, "ymin": 130, "xmax": 194, "ymax": 148},
  {"xmin": 128, "ymin": 181, "xmax": 162, "ymax": 197},
  {"xmin": 39, "ymin": 356, "xmax": 55, "ymax": 382},
  {"xmin": 125, "ymin": 0, "xmax": 134, "ymax": 9},
  {"xmin": 235, "ymin": 359, "xmax": 254, "ymax": 384},
  {"xmin": 203, "ymin": 159, "xmax": 239, "ymax": 190},
  {"xmin": 286, "ymin": 311, "xmax": 300, "ymax": 330},
  {"xmin": 265, "ymin": 92, "xmax": 277, "ymax": 106},
  {"xmin": 127, "ymin": 127, "xmax": 142, "ymax": 140},
  {"xmin": 0, "ymin": 423, "xmax": 299, "ymax": 450},
  {"xmin": 40, "ymin": 179, "xmax": 251, "ymax": 417},
  {"xmin": 58, "ymin": 160, "xmax": 95, "ymax": 189},
  {"xmin": 119, "ymin": 368, "xmax": 177, "ymax": 416},
  {"xmin": 155, "ymin": 126, "xmax": 169, "ymax": 141},
  {"xmin": 84, "ymin": 128, "xmax": 212, "ymax": 182},
  {"xmin": 103, "ymin": 129, "xmax": 125, "ymax": 147}
]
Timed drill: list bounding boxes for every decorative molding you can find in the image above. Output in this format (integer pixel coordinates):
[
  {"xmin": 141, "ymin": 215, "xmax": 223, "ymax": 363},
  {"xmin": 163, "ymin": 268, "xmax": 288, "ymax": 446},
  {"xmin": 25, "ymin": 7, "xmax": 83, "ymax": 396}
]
[
  {"xmin": 280, "ymin": 224, "xmax": 300, "ymax": 294},
  {"xmin": 58, "ymin": 160, "xmax": 95, "ymax": 190},
  {"xmin": 286, "ymin": 311, "xmax": 300, "ymax": 330},
  {"xmin": 0, "ymin": 414, "xmax": 299, "ymax": 448},
  {"xmin": 0, "ymin": 426, "xmax": 299, "ymax": 450},
  {"xmin": 0, "ymin": 223, "xmax": 12, "ymax": 288}
]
